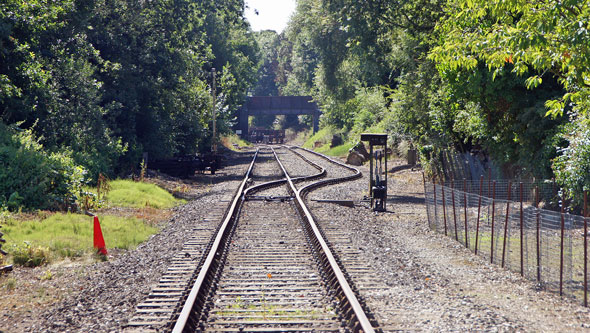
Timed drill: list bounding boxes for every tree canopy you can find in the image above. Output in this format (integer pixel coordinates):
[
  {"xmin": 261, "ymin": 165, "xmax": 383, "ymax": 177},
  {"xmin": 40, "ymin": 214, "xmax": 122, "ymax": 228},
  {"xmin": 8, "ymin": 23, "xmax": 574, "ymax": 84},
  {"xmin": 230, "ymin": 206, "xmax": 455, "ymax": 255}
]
[
  {"xmin": 274, "ymin": 0, "xmax": 589, "ymax": 202},
  {"xmin": 0, "ymin": 0, "xmax": 258, "ymax": 209},
  {"xmin": 4, "ymin": 0, "xmax": 590, "ymax": 209}
]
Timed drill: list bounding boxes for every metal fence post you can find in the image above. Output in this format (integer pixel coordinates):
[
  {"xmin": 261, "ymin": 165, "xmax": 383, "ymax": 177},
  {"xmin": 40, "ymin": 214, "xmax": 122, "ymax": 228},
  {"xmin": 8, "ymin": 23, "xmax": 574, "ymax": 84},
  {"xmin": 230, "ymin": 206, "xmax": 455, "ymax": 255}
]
[
  {"xmin": 502, "ymin": 181, "xmax": 512, "ymax": 268},
  {"xmin": 520, "ymin": 182, "xmax": 524, "ymax": 276},
  {"xmin": 433, "ymin": 181, "xmax": 438, "ymax": 231},
  {"xmin": 560, "ymin": 195, "xmax": 565, "ymax": 296},
  {"xmin": 451, "ymin": 179, "xmax": 459, "ymax": 242},
  {"xmin": 463, "ymin": 179, "xmax": 469, "ymax": 248},
  {"xmin": 475, "ymin": 175, "xmax": 483, "ymax": 254},
  {"xmin": 442, "ymin": 181, "xmax": 448, "ymax": 236},
  {"xmin": 488, "ymin": 168, "xmax": 491, "ymax": 197},
  {"xmin": 423, "ymin": 172, "xmax": 430, "ymax": 229},
  {"xmin": 536, "ymin": 186, "xmax": 541, "ymax": 283},
  {"xmin": 584, "ymin": 191, "xmax": 588, "ymax": 307},
  {"xmin": 491, "ymin": 181, "xmax": 496, "ymax": 264}
]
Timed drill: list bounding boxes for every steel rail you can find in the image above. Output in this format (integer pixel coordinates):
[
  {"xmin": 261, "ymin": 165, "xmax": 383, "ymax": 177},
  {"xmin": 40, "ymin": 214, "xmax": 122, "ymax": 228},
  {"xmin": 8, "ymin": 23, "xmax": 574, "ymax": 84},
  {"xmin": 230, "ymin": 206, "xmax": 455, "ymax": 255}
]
[
  {"xmin": 272, "ymin": 147, "xmax": 375, "ymax": 332},
  {"xmin": 172, "ymin": 148, "xmax": 259, "ymax": 333},
  {"xmin": 242, "ymin": 146, "xmax": 326, "ymax": 198},
  {"xmin": 288, "ymin": 146, "xmax": 362, "ymax": 194},
  {"xmin": 243, "ymin": 163, "xmax": 326, "ymax": 198}
]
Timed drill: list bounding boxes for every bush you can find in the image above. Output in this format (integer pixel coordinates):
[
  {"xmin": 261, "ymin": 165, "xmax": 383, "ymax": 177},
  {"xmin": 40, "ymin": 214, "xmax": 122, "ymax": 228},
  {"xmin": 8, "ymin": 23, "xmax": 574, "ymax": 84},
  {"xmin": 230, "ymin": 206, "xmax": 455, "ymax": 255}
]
[
  {"xmin": 553, "ymin": 119, "xmax": 590, "ymax": 205},
  {"xmin": 10, "ymin": 242, "xmax": 51, "ymax": 267},
  {"xmin": 0, "ymin": 123, "xmax": 88, "ymax": 211},
  {"xmin": 349, "ymin": 88, "xmax": 388, "ymax": 139}
]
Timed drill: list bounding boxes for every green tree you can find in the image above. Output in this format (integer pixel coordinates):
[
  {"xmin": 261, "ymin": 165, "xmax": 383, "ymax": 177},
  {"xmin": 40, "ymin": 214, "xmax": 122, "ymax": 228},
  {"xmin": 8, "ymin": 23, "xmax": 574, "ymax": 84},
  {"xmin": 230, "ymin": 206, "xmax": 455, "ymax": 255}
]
[
  {"xmin": 430, "ymin": 0, "xmax": 590, "ymax": 197},
  {"xmin": 252, "ymin": 30, "xmax": 280, "ymax": 96}
]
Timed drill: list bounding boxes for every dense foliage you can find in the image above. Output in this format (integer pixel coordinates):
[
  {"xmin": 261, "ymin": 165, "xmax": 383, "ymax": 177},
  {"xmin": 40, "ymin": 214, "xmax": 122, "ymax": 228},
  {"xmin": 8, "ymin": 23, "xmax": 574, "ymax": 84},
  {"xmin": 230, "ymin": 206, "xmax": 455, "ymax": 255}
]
[
  {"xmin": 4, "ymin": 0, "xmax": 590, "ymax": 208},
  {"xmin": 272, "ymin": 0, "xmax": 589, "ymax": 202},
  {"xmin": 0, "ymin": 0, "xmax": 258, "ymax": 210},
  {"xmin": 0, "ymin": 123, "xmax": 85, "ymax": 210}
]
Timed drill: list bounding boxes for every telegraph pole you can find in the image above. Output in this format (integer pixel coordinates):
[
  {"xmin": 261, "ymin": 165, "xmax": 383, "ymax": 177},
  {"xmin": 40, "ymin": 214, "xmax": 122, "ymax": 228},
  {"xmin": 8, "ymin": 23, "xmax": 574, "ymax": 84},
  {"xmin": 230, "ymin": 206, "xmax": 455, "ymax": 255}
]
[{"xmin": 211, "ymin": 68, "xmax": 217, "ymax": 153}]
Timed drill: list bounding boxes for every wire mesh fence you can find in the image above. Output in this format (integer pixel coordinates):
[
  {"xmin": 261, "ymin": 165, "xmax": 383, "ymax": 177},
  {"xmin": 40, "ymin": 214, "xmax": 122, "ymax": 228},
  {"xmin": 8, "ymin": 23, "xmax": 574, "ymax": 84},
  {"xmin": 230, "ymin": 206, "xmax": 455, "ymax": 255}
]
[
  {"xmin": 424, "ymin": 181, "xmax": 590, "ymax": 306},
  {"xmin": 441, "ymin": 177, "xmax": 558, "ymax": 204}
]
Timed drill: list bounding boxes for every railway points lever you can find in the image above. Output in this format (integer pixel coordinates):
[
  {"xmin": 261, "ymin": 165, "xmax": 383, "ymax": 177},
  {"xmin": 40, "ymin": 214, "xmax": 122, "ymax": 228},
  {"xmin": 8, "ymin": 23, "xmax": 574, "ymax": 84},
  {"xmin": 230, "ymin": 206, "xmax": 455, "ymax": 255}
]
[{"xmin": 361, "ymin": 133, "xmax": 388, "ymax": 212}]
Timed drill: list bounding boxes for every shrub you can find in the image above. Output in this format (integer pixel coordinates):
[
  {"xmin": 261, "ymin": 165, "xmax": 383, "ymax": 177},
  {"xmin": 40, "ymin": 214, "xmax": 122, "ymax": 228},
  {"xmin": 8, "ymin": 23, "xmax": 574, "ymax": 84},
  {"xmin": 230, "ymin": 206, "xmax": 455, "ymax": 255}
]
[
  {"xmin": 0, "ymin": 123, "xmax": 89, "ymax": 211},
  {"xmin": 10, "ymin": 242, "xmax": 51, "ymax": 267},
  {"xmin": 553, "ymin": 119, "xmax": 590, "ymax": 206}
]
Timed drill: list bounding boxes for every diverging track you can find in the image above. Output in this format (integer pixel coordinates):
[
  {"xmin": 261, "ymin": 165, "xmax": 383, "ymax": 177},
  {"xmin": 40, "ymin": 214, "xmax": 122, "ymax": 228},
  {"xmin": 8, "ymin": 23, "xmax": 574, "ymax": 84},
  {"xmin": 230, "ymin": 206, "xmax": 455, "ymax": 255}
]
[{"xmin": 128, "ymin": 147, "xmax": 377, "ymax": 332}]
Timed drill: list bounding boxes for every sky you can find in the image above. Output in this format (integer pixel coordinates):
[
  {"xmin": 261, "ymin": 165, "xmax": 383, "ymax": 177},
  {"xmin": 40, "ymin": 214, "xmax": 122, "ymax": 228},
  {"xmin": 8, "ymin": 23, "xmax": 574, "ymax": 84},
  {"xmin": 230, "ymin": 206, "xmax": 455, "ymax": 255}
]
[{"xmin": 244, "ymin": 0, "xmax": 296, "ymax": 33}]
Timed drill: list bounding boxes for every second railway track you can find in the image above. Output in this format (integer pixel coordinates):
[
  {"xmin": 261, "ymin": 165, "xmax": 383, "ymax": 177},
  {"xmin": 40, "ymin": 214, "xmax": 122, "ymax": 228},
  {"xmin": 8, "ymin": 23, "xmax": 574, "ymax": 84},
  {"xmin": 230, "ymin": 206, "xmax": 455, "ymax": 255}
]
[{"xmin": 128, "ymin": 146, "xmax": 379, "ymax": 332}]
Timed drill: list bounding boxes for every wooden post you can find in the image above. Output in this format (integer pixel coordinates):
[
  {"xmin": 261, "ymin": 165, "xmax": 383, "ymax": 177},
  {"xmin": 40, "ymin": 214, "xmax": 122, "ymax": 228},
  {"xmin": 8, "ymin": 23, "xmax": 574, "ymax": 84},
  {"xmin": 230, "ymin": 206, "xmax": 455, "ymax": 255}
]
[
  {"xmin": 475, "ymin": 175, "xmax": 483, "ymax": 254},
  {"xmin": 211, "ymin": 68, "xmax": 217, "ymax": 153},
  {"xmin": 501, "ymin": 181, "xmax": 512, "ymax": 268}
]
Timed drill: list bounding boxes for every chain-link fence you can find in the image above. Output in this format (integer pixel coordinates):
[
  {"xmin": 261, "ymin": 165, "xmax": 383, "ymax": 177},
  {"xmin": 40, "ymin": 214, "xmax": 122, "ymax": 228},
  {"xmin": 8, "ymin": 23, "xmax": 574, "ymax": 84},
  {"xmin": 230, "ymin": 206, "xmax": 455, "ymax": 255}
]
[{"xmin": 424, "ymin": 181, "xmax": 590, "ymax": 306}]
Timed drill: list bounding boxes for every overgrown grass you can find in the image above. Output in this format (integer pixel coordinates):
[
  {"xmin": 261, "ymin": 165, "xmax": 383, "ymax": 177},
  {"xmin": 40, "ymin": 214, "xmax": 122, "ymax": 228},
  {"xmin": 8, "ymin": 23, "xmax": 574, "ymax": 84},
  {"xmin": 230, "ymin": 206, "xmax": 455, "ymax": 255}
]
[
  {"xmin": 302, "ymin": 127, "xmax": 335, "ymax": 149},
  {"xmin": 3, "ymin": 213, "xmax": 158, "ymax": 265},
  {"xmin": 301, "ymin": 126, "xmax": 353, "ymax": 157},
  {"xmin": 0, "ymin": 179, "xmax": 182, "ymax": 266},
  {"xmin": 221, "ymin": 134, "xmax": 251, "ymax": 150},
  {"xmin": 320, "ymin": 142, "xmax": 354, "ymax": 157},
  {"xmin": 105, "ymin": 180, "xmax": 183, "ymax": 209}
]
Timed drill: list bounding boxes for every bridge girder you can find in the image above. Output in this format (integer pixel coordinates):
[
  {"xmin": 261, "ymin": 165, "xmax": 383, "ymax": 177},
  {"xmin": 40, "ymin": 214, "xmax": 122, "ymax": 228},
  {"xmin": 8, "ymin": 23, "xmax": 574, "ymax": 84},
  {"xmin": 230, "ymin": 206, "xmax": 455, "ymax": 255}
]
[{"xmin": 237, "ymin": 96, "xmax": 320, "ymax": 138}]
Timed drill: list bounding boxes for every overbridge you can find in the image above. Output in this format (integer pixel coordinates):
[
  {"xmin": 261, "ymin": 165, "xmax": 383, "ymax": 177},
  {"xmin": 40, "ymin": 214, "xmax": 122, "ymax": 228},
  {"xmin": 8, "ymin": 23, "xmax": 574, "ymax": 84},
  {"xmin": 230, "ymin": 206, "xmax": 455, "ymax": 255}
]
[{"xmin": 237, "ymin": 96, "xmax": 320, "ymax": 138}]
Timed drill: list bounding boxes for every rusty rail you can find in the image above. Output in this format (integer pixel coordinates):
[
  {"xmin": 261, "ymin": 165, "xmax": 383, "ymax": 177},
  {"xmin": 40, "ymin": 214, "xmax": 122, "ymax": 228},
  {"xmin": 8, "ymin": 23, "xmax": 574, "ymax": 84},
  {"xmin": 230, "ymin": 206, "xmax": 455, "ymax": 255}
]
[
  {"xmin": 171, "ymin": 147, "xmax": 374, "ymax": 332},
  {"xmin": 171, "ymin": 149, "xmax": 259, "ymax": 332},
  {"xmin": 273, "ymin": 147, "xmax": 374, "ymax": 332}
]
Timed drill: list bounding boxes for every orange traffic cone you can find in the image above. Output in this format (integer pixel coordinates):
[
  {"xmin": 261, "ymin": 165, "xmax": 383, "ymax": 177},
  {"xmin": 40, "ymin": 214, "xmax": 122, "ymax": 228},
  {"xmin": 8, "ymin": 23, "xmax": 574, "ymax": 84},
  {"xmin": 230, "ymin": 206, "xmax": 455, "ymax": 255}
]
[{"xmin": 93, "ymin": 216, "xmax": 108, "ymax": 255}]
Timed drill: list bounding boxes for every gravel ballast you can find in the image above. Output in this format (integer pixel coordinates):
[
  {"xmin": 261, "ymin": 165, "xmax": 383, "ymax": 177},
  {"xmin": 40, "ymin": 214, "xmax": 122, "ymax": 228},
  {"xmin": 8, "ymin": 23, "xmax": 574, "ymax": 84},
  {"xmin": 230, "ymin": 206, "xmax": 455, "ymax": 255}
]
[
  {"xmin": 293, "ymin": 149, "xmax": 590, "ymax": 332},
  {"xmin": 0, "ymin": 151, "xmax": 253, "ymax": 332},
  {"xmin": 2, "ymin": 147, "xmax": 590, "ymax": 332}
]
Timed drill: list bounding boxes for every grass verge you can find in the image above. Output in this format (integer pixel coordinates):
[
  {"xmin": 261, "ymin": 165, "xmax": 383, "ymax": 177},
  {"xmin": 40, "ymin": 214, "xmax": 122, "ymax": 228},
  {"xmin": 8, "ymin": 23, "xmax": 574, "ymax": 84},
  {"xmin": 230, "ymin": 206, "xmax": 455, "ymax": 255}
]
[
  {"xmin": 105, "ymin": 179, "xmax": 184, "ymax": 209},
  {"xmin": 301, "ymin": 126, "xmax": 353, "ymax": 157},
  {"xmin": 1, "ymin": 179, "xmax": 183, "ymax": 267},
  {"xmin": 3, "ymin": 213, "xmax": 158, "ymax": 265},
  {"xmin": 302, "ymin": 127, "xmax": 334, "ymax": 149}
]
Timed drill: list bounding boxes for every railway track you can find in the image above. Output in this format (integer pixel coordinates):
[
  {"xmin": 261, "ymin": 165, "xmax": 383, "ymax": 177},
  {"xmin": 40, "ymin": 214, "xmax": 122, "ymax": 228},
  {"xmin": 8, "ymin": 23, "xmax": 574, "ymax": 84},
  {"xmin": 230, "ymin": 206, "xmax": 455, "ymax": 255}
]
[{"xmin": 128, "ymin": 146, "xmax": 378, "ymax": 332}]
